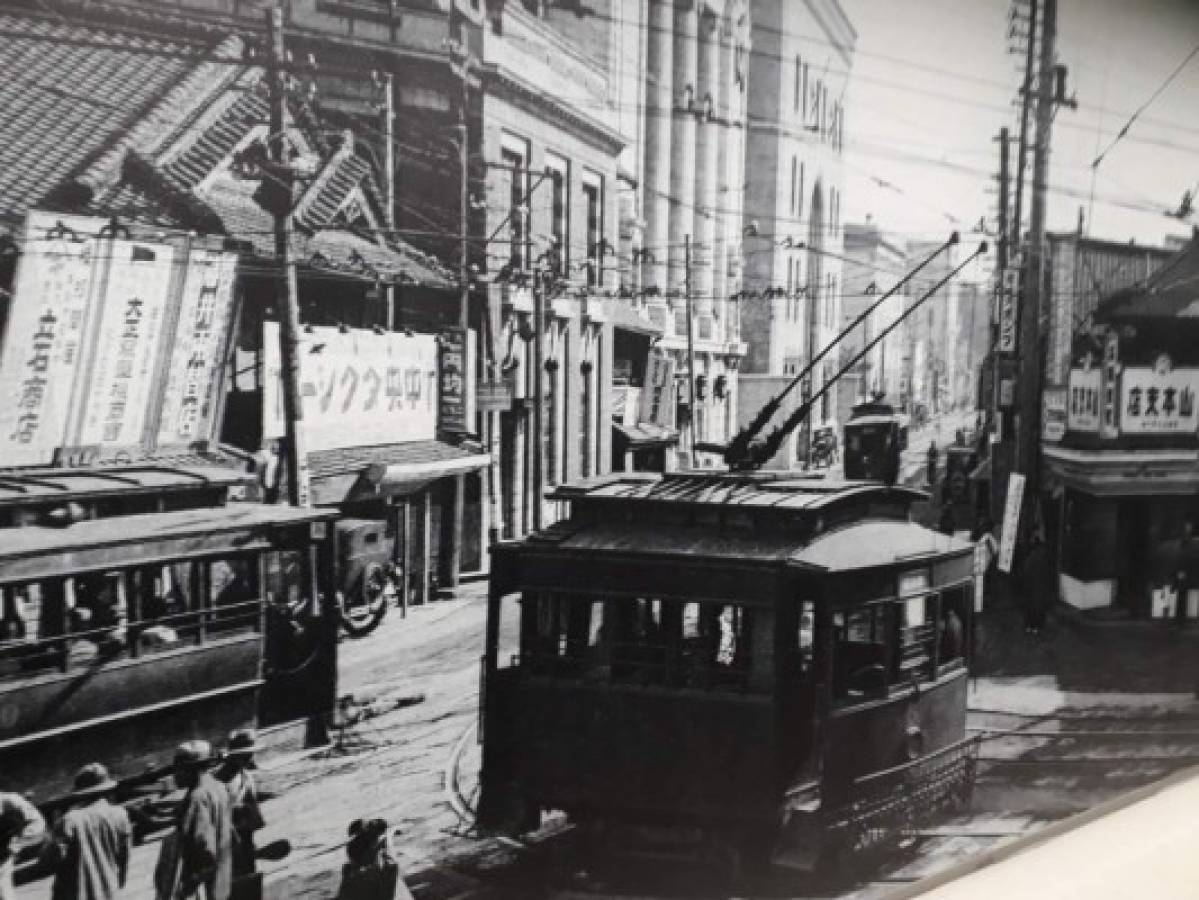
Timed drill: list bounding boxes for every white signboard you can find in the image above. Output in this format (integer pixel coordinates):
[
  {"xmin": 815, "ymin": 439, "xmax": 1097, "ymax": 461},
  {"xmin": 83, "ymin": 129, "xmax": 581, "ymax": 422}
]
[
  {"xmin": 156, "ymin": 249, "xmax": 239, "ymax": 446},
  {"xmin": 1042, "ymin": 387, "xmax": 1067, "ymax": 443},
  {"xmin": 1067, "ymin": 367, "xmax": 1101, "ymax": 433},
  {"xmin": 1119, "ymin": 367, "xmax": 1199, "ymax": 435},
  {"xmin": 77, "ymin": 240, "xmax": 175, "ymax": 448},
  {"xmin": 263, "ymin": 323, "xmax": 439, "ymax": 453},
  {"xmin": 0, "ymin": 215, "xmax": 99, "ymax": 465},
  {"xmin": 997, "ymin": 472, "xmax": 1025, "ymax": 575},
  {"xmin": 638, "ymin": 352, "xmax": 677, "ymax": 428}
]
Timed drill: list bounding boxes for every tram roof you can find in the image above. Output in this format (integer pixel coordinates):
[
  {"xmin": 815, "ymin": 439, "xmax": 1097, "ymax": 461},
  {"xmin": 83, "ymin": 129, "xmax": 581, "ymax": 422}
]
[
  {"xmin": 0, "ymin": 503, "xmax": 335, "ymax": 583},
  {"xmin": 549, "ymin": 471, "xmax": 927, "ymax": 513}
]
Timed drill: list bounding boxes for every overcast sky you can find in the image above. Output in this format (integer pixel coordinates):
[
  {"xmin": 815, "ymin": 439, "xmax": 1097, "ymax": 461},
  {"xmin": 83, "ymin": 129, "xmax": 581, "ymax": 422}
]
[{"xmin": 839, "ymin": 0, "xmax": 1199, "ymax": 257}]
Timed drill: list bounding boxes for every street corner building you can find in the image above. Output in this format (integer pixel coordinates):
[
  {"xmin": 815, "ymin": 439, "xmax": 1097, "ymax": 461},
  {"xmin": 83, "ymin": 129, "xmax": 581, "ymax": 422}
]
[{"xmin": 1044, "ymin": 236, "xmax": 1199, "ymax": 621}]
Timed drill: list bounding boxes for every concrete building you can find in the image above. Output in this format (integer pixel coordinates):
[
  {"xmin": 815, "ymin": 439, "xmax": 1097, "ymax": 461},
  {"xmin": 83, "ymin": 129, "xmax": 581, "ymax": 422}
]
[
  {"xmin": 632, "ymin": 0, "xmax": 752, "ymax": 469},
  {"xmin": 842, "ymin": 220, "xmax": 908, "ymax": 407},
  {"xmin": 740, "ymin": 0, "xmax": 855, "ymax": 466}
]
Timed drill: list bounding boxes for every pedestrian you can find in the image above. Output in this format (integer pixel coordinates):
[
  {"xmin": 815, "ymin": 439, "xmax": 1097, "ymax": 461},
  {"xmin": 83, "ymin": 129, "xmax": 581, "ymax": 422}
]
[
  {"xmin": 214, "ymin": 731, "xmax": 264, "ymax": 900},
  {"xmin": 335, "ymin": 819, "xmax": 412, "ymax": 900},
  {"xmin": 926, "ymin": 441, "xmax": 938, "ymax": 488},
  {"xmin": 1019, "ymin": 534, "xmax": 1052, "ymax": 635},
  {"xmin": 167, "ymin": 741, "xmax": 234, "ymax": 900},
  {"xmin": 0, "ymin": 790, "xmax": 43, "ymax": 900},
  {"xmin": 939, "ymin": 606, "xmax": 965, "ymax": 661},
  {"xmin": 40, "ymin": 763, "xmax": 132, "ymax": 900}
]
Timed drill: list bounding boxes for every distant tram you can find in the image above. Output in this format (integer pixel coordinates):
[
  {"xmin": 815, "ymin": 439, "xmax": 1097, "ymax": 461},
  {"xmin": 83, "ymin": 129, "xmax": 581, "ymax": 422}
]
[
  {"xmin": 478, "ymin": 472, "xmax": 979, "ymax": 871},
  {"xmin": 843, "ymin": 399, "xmax": 909, "ymax": 485}
]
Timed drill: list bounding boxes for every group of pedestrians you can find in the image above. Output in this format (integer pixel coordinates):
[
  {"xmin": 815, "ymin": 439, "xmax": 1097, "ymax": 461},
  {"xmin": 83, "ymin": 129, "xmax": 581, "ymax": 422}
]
[{"xmin": 0, "ymin": 729, "xmax": 264, "ymax": 900}]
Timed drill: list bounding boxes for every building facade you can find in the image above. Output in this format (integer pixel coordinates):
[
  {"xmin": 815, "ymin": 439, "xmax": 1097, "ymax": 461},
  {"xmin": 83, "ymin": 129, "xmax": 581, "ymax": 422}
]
[
  {"xmin": 1045, "ymin": 241, "xmax": 1199, "ymax": 620},
  {"xmin": 841, "ymin": 219, "xmax": 908, "ymax": 407},
  {"xmin": 905, "ymin": 239, "xmax": 961, "ymax": 417},
  {"xmin": 740, "ymin": 0, "xmax": 855, "ymax": 464}
]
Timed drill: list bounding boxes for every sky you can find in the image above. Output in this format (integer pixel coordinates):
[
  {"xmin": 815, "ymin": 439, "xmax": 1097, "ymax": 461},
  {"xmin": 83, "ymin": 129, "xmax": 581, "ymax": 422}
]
[{"xmin": 839, "ymin": 0, "xmax": 1199, "ymax": 261}]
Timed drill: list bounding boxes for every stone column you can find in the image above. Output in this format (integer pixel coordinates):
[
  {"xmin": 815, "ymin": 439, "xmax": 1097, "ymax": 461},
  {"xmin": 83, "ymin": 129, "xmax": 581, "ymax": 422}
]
[
  {"xmin": 692, "ymin": 8, "xmax": 720, "ymax": 325},
  {"xmin": 667, "ymin": 0, "xmax": 698, "ymax": 294},
  {"xmin": 642, "ymin": 0, "xmax": 674, "ymax": 291}
]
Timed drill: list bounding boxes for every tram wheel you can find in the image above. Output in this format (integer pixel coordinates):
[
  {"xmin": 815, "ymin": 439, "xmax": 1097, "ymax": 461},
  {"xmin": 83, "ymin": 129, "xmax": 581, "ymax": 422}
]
[{"xmin": 339, "ymin": 563, "xmax": 391, "ymax": 637}]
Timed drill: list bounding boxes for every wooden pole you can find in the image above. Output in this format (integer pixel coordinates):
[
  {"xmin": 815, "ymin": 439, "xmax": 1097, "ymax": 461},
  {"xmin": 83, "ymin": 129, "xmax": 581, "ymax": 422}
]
[{"xmin": 685, "ymin": 234, "xmax": 698, "ymax": 467}]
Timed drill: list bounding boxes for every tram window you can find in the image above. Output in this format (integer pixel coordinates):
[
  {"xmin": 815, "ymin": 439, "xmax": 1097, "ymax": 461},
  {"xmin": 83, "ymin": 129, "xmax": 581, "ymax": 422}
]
[
  {"xmin": 66, "ymin": 572, "xmax": 129, "ymax": 665},
  {"xmin": 796, "ymin": 600, "xmax": 815, "ymax": 674},
  {"xmin": 207, "ymin": 556, "xmax": 261, "ymax": 637},
  {"xmin": 937, "ymin": 586, "xmax": 969, "ymax": 669},
  {"xmin": 832, "ymin": 605, "xmax": 891, "ymax": 701},
  {"xmin": 128, "ymin": 564, "xmax": 199, "ymax": 654}
]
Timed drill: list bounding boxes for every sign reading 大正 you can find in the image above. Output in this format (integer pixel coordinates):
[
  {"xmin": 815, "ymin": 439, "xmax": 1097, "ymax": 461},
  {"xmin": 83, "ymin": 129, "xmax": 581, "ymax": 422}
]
[
  {"xmin": 1067, "ymin": 367, "xmax": 1101, "ymax": 433},
  {"xmin": 1119, "ymin": 367, "xmax": 1199, "ymax": 434},
  {"xmin": 0, "ymin": 212, "xmax": 240, "ymax": 466},
  {"xmin": 263, "ymin": 323, "xmax": 439, "ymax": 453}
]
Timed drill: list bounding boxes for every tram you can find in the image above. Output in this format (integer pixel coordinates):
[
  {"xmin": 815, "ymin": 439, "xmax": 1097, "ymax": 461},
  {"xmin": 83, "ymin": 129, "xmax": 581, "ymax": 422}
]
[
  {"xmin": 0, "ymin": 480, "xmax": 339, "ymax": 810},
  {"xmin": 843, "ymin": 399, "xmax": 909, "ymax": 485},
  {"xmin": 477, "ymin": 472, "xmax": 979, "ymax": 869}
]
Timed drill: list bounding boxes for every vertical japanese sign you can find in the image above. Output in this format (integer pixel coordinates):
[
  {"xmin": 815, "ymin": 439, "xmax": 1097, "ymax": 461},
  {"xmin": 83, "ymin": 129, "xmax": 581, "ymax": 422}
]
[
  {"xmin": 638, "ymin": 352, "xmax": 677, "ymax": 428},
  {"xmin": 0, "ymin": 215, "xmax": 98, "ymax": 466},
  {"xmin": 997, "ymin": 472, "xmax": 1025, "ymax": 574},
  {"xmin": 156, "ymin": 249, "xmax": 239, "ymax": 448},
  {"xmin": 76, "ymin": 241, "xmax": 175, "ymax": 450},
  {"xmin": 1067, "ymin": 367, "xmax": 1101, "ymax": 433},
  {"xmin": 438, "ymin": 327, "xmax": 468, "ymax": 435},
  {"xmin": 997, "ymin": 267, "xmax": 1018, "ymax": 354}
]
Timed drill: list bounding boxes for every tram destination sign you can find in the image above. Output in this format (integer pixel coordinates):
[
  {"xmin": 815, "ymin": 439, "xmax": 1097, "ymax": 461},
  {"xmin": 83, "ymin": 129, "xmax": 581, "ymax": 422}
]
[{"xmin": 0, "ymin": 212, "xmax": 238, "ymax": 466}]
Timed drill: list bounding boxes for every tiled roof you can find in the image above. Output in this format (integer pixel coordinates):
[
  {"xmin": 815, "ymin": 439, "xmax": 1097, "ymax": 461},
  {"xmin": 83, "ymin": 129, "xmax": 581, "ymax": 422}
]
[
  {"xmin": 309, "ymin": 440, "xmax": 489, "ymax": 479},
  {"xmin": 0, "ymin": 11, "xmax": 212, "ymax": 224}
]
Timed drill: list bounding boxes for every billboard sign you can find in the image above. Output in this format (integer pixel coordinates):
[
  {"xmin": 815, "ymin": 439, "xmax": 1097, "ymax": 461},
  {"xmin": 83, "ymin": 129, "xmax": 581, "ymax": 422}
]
[
  {"xmin": 1119, "ymin": 366, "xmax": 1199, "ymax": 435},
  {"xmin": 263, "ymin": 323, "xmax": 439, "ymax": 453},
  {"xmin": 638, "ymin": 352, "xmax": 677, "ymax": 428},
  {"xmin": 1067, "ymin": 366, "xmax": 1101, "ymax": 433}
]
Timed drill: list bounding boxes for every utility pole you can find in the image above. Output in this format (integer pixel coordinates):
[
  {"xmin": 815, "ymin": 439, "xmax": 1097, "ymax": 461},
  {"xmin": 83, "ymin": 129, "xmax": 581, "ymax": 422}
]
[
  {"xmin": 381, "ymin": 71, "xmax": 396, "ymax": 329},
  {"xmin": 266, "ymin": 5, "xmax": 309, "ymax": 507},
  {"xmin": 1016, "ymin": 0, "xmax": 1057, "ymax": 537},
  {"xmin": 996, "ymin": 127, "xmax": 1011, "ymax": 276},
  {"xmin": 532, "ymin": 267, "xmax": 545, "ymax": 530},
  {"xmin": 448, "ymin": 57, "xmax": 470, "ymax": 589},
  {"xmin": 684, "ymin": 234, "xmax": 698, "ymax": 468},
  {"xmin": 1012, "ymin": 0, "xmax": 1039, "ymax": 254}
]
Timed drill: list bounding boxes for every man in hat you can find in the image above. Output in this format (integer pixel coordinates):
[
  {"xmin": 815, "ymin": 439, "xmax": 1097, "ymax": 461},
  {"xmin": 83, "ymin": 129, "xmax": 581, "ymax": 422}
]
[
  {"xmin": 173, "ymin": 741, "xmax": 234, "ymax": 900},
  {"xmin": 0, "ymin": 790, "xmax": 43, "ymax": 900},
  {"xmin": 215, "ymin": 730, "xmax": 264, "ymax": 900},
  {"xmin": 40, "ymin": 763, "xmax": 132, "ymax": 900}
]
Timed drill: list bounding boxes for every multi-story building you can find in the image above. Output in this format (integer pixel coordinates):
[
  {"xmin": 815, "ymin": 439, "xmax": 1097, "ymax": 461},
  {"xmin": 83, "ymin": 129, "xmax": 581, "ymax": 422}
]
[
  {"xmin": 906, "ymin": 239, "xmax": 961, "ymax": 416},
  {"xmin": 740, "ymin": 0, "xmax": 855, "ymax": 465},
  {"xmin": 954, "ymin": 281, "xmax": 989, "ymax": 410},
  {"xmin": 842, "ymin": 219, "xmax": 907, "ymax": 406},
  {"xmin": 632, "ymin": 0, "xmax": 752, "ymax": 469}
]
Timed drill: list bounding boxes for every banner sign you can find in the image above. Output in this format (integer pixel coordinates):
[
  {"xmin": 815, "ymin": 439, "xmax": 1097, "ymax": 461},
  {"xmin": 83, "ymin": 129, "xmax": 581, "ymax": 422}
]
[
  {"xmin": 997, "ymin": 471, "xmax": 1025, "ymax": 575},
  {"xmin": 263, "ymin": 323, "xmax": 438, "ymax": 453},
  {"xmin": 156, "ymin": 249, "xmax": 239, "ymax": 447},
  {"xmin": 1067, "ymin": 367, "xmax": 1101, "ymax": 433},
  {"xmin": 997, "ymin": 267, "xmax": 1019, "ymax": 354},
  {"xmin": 0, "ymin": 212, "xmax": 239, "ymax": 466},
  {"xmin": 438, "ymin": 327, "xmax": 468, "ymax": 435},
  {"xmin": 1119, "ymin": 367, "xmax": 1199, "ymax": 434},
  {"xmin": 638, "ymin": 352, "xmax": 677, "ymax": 428}
]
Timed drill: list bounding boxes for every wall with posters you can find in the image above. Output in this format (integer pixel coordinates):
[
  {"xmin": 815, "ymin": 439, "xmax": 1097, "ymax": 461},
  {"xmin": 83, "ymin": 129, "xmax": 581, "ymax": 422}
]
[
  {"xmin": 262, "ymin": 323, "xmax": 439, "ymax": 453},
  {"xmin": 0, "ymin": 212, "xmax": 238, "ymax": 467}
]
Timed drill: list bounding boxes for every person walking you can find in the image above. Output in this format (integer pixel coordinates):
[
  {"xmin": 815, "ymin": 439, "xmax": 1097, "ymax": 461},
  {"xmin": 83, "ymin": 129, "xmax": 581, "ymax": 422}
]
[
  {"xmin": 168, "ymin": 741, "xmax": 234, "ymax": 900},
  {"xmin": 41, "ymin": 763, "xmax": 132, "ymax": 900},
  {"xmin": 214, "ymin": 731, "xmax": 264, "ymax": 900},
  {"xmin": 0, "ymin": 790, "xmax": 43, "ymax": 900},
  {"xmin": 335, "ymin": 819, "xmax": 412, "ymax": 900},
  {"xmin": 926, "ymin": 441, "xmax": 938, "ymax": 488},
  {"xmin": 1019, "ymin": 534, "xmax": 1053, "ymax": 635}
]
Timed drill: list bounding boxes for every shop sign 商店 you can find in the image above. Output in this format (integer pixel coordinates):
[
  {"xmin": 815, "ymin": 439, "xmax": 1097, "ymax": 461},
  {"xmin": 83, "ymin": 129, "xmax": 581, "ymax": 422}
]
[
  {"xmin": 263, "ymin": 323, "xmax": 439, "ymax": 452},
  {"xmin": 1119, "ymin": 367, "xmax": 1199, "ymax": 434},
  {"xmin": 1067, "ymin": 367, "xmax": 1101, "ymax": 433}
]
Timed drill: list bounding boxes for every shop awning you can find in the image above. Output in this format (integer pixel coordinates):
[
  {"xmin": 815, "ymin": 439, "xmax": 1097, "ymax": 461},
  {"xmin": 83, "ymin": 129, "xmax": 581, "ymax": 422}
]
[
  {"xmin": 308, "ymin": 440, "xmax": 490, "ymax": 505},
  {"xmin": 613, "ymin": 422, "xmax": 679, "ymax": 450},
  {"xmin": 1043, "ymin": 444, "xmax": 1199, "ymax": 497}
]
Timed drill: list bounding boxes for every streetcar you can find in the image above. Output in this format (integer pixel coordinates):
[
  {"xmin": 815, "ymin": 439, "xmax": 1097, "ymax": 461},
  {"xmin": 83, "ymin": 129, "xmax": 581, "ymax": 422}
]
[
  {"xmin": 0, "ymin": 487, "xmax": 339, "ymax": 811},
  {"xmin": 843, "ymin": 399, "xmax": 909, "ymax": 485},
  {"xmin": 477, "ymin": 471, "xmax": 979, "ymax": 871}
]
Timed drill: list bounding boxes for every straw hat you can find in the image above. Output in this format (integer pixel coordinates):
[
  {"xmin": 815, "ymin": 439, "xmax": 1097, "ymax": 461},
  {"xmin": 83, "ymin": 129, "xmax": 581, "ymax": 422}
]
[
  {"xmin": 173, "ymin": 740, "xmax": 214, "ymax": 770},
  {"xmin": 69, "ymin": 763, "xmax": 118, "ymax": 800}
]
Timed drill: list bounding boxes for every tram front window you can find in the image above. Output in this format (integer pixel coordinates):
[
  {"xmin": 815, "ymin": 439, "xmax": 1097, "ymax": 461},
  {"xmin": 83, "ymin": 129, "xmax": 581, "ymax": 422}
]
[{"xmin": 521, "ymin": 593, "xmax": 763, "ymax": 691}]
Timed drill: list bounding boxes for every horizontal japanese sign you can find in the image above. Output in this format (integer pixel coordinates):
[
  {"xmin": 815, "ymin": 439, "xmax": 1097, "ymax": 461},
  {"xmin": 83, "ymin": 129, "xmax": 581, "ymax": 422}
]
[
  {"xmin": 0, "ymin": 212, "xmax": 238, "ymax": 466},
  {"xmin": 1119, "ymin": 367, "xmax": 1199, "ymax": 434},
  {"xmin": 1067, "ymin": 367, "xmax": 1101, "ymax": 433},
  {"xmin": 263, "ymin": 323, "xmax": 439, "ymax": 453}
]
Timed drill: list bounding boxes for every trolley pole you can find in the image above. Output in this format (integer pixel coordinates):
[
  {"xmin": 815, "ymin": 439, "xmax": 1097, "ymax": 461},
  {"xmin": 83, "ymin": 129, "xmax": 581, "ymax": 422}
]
[
  {"xmin": 266, "ymin": 5, "xmax": 309, "ymax": 507},
  {"xmin": 996, "ymin": 128, "xmax": 1010, "ymax": 277},
  {"xmin": 1012, "ymin": 0, "xmax": 1038, "ymax": 256},
  {"xmin": 1016, "ymin": 0, "xmax": 1057, "ymax": 539},
  {"xmin": 685, "ymin": 234, "xmax": 698, "ymax": 468}
]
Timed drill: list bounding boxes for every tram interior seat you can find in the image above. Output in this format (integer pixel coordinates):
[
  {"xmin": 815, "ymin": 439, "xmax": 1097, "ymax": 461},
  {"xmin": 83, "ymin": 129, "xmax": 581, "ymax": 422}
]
[{"xmin": 834, "ymin": 640, "xmax": 888, "ymax": 700}]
